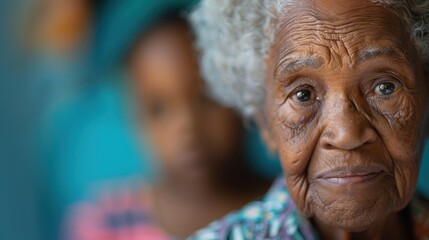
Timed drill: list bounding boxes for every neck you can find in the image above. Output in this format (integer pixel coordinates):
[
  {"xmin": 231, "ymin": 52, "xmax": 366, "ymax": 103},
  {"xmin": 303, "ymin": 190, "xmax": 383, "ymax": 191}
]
[
  {"xmin": 155, "ymin": 174, "xmax": 222, "ymax": 200},
  {"xmin": 312, "ymin": 207, "xmax": 414, "ymax": 240}
]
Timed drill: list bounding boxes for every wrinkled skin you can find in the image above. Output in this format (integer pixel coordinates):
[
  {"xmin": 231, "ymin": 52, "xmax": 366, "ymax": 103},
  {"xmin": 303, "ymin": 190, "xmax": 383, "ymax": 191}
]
[{"xmin": 260, "ymin": 0, "xmax": 429, "ymax": 238}]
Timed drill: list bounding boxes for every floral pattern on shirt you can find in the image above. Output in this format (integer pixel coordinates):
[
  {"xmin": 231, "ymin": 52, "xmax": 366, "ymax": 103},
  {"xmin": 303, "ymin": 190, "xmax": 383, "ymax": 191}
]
[
  {"xmin": 190, "ymin": 177, "xmax": 429, "ymax": 240},
  {"xmin": 189, "ymin": 178, "xmax": 317, "ymax": 240}
]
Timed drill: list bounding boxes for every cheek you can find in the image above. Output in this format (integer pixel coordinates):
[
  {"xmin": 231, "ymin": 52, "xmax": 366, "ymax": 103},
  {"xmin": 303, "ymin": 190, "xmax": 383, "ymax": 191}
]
[
  {"xmin": 145, "ymin": 123, "xmax": 177, "ymax": 165},
  {"xmin": 374, "ymin": 94, "xmax": 426, "ymax": 206},
  {"xmin": 378, "ymin": 99, "xmax": 418, "ymax": 163},
  {"xmin": 272, "ymin": 102, "xmax": 319, "ymax": 176},
  {"xmin": 269, "ymin": 103, "xmax": 321, "ymax": 215}
]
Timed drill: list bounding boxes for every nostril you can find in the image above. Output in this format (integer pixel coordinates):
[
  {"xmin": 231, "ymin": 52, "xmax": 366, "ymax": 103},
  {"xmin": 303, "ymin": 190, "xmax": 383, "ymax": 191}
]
[
  {"xmin": 364, "ymin": 129, "xmax": 378, "ymax": 145},
  {"xmin": 321, "ymin": 141, "xmax": 335, "ymax": 150},
  {"xmin": 320, "ymin": 126, "xmax": 378, "ymax": 151}
]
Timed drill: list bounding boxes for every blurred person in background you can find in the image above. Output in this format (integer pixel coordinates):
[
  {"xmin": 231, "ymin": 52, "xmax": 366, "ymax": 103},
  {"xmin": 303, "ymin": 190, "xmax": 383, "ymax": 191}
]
[
  {"xmin": 65, "ymin": 12, "xmax": 272, "ymax": 240},
  {"xmin": 25, "ymin": 0, "xmax": 97, "ymax": 107},
  {"xmin": 28, "ymin": 0, "xmax": 92, "ymax": 54}
]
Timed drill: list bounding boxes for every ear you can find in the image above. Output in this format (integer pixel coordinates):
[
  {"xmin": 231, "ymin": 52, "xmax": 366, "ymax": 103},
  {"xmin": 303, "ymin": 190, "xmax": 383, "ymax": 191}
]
[{"xmin": 255, "ymin": 112, "xmax": 278, "ymax": 154}]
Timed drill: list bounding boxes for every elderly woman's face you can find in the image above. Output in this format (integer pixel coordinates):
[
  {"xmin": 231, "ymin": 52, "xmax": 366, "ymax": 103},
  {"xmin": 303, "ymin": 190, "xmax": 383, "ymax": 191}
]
[{"xmin": 263, "ymin": 0, "xmax": 429, "ymax": 231}]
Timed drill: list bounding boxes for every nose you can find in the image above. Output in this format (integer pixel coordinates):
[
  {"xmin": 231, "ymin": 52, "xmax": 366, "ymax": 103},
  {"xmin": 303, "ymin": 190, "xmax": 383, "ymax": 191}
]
[{"xmin": 320, "ymin": 97, "xmax": 377, "ymax": 151}]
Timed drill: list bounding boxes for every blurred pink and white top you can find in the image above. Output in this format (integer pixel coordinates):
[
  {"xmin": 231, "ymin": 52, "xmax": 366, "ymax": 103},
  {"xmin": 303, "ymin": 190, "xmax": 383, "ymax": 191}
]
[{"xmin": 64, "ymin": 185, "xmax": 171, "ymax": 240}]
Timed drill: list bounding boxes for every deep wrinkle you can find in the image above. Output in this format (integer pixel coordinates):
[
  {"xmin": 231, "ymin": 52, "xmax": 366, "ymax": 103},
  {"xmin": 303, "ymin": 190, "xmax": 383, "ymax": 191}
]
[{"xmin": 260, "ymin": 0, "xmax": 429, "ymax": 239}]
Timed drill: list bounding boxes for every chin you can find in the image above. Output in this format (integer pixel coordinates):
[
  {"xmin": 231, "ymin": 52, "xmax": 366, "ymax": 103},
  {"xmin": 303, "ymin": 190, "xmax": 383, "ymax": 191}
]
[
  {"xmin": 326, "ymin": 217, "xmax": 375, "ymax": 233},
  {"xmin": 307, "ymin": 190, "xmax": 396, "ymax": 232},
  {"xmin": 311, "ymin": 199, "xmax": 393, "ymax": 233}
]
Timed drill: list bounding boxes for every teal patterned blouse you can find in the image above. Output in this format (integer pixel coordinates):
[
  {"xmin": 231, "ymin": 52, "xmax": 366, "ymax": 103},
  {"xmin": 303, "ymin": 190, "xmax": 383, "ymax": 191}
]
[{"xmin": 189, "ymin": 178, "xmax": 318, "ymax": 240}]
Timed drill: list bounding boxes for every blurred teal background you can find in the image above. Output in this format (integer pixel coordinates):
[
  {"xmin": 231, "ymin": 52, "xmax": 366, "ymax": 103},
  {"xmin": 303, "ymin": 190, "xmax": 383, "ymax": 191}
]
[
  {"xmin": 1, "ymin": 0, "xmax": 42, "ymax": 239},
  {"xmin": 419, "ymin": 143, "xmax": 429, "ymax": 198}
]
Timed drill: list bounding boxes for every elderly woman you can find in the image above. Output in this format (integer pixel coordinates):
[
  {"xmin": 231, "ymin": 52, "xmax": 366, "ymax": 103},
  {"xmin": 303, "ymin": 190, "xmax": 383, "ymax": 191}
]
[{"xmin": 189, "ymin": 0, "xmax": 429, "ymax": 239}]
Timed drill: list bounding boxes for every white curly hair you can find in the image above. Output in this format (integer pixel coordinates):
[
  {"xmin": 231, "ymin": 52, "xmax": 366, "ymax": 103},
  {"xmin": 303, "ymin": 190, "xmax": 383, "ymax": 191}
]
[{"xmin": 190, "ymin": 0, "xmax": 429, "ymax": 117}]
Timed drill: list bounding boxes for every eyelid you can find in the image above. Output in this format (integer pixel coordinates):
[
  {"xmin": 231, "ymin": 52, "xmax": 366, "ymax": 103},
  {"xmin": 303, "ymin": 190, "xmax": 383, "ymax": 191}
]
[
  {"xmin": 363, "ymin": 66, "xmax": 413, "ymax": 88},
  {"xmin": 368, "ymin": 74, "xmax": 403, "ymax": 92},
  {"xmin": 280, "ymin": 76, "xmax": 319, "ymax": 93},
  {"xmin": 364, "ymin": 76, "xmax": 403, "ymax": 100}
]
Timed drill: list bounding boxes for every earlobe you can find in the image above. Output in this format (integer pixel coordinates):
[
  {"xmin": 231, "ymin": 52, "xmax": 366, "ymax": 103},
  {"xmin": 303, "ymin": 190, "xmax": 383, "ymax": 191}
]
[{"xmin": 255, "ymin": 113, "xmax": 278, "ymax": 153}]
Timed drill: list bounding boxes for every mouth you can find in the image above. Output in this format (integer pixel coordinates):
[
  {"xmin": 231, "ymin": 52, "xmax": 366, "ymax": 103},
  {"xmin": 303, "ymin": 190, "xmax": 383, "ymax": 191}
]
[{"xmin": 316, "ymin": 166, "xmax": 386, "ymax": 185}]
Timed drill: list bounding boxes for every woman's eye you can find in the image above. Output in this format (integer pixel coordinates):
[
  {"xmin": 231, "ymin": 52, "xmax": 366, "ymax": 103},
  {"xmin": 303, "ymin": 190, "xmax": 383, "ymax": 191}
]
[
  {"xmin": 292, "ymin": 89, "xmax": 313, "ymax": 102},
  {"xmin": 374, "ymin": 82, "xmax": 396, "ymax": 96}
]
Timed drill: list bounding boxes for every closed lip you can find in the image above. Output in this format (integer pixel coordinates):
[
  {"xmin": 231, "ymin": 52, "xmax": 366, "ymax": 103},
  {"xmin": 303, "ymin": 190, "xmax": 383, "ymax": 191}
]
[{"xmin": 316, "ymin": 166, "xmax": 386, "ymax": 185}]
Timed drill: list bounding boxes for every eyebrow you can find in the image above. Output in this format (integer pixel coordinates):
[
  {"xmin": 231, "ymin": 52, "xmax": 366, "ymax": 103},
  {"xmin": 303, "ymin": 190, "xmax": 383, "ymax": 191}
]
[
  {"xmin": 276, "ymin": 56, "xmax": 323, "ymax": 76},
  {"xmin": 357, "ymin": 46, "xmax": 410, "ymax": 64}
]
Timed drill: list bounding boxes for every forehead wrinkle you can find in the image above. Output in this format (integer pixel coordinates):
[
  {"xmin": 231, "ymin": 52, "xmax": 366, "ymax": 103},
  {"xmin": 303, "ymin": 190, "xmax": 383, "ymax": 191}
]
[
  {"xmin": 276, "ymin": 32, "xmax": 409, "ymax": 72},
  {"xmin": 278, "ymin": 6, "xmax": 397, "ymax": 37},
  {"xmin": 276, "ymin": 16, "xmax": 404, "ymax": 68},
  {"xmin": 276, "ymin": 1, "xmax": 406, "ymax": 50},
  {"xmin": 271, "ymin": 2, "xmax": 414, "ymax": 83}
]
